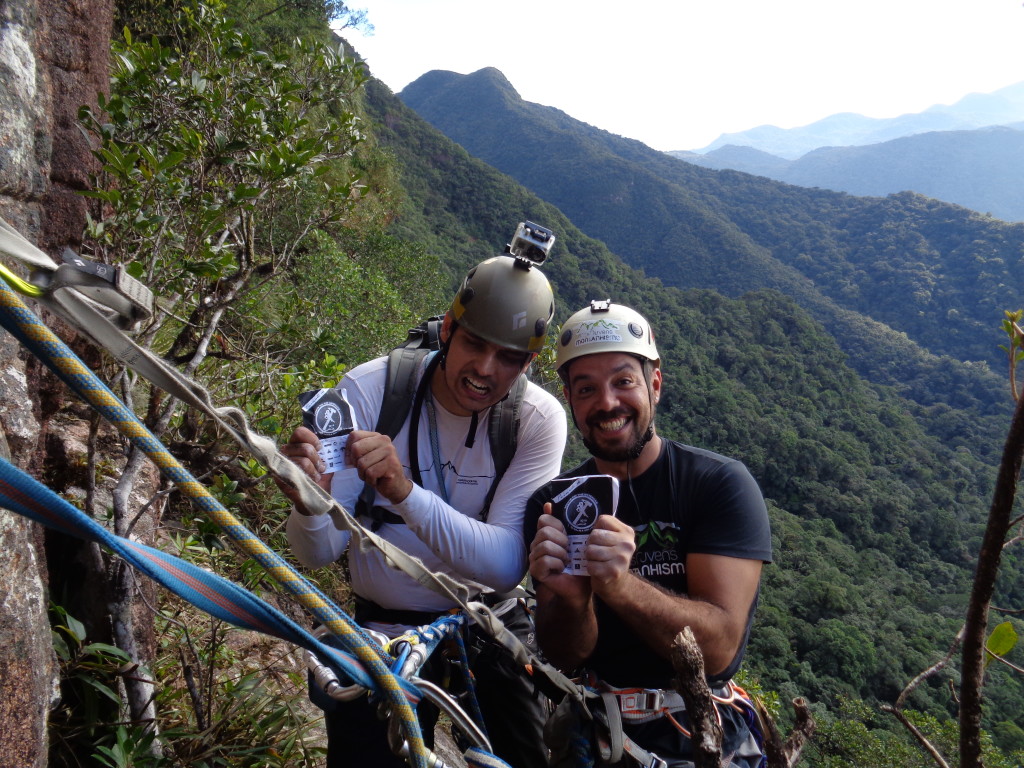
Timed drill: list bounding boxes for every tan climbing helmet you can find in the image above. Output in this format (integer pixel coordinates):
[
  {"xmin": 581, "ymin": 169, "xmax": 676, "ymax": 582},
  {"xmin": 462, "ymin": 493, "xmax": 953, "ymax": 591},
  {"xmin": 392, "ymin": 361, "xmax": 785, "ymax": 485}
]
[
  {"xmin": 555, "ymin": 299, "xmax": 659, "ymax": 378},
  {"xmin": 450, "ymin": 255, "xmax": 555, "ymax": 354}
]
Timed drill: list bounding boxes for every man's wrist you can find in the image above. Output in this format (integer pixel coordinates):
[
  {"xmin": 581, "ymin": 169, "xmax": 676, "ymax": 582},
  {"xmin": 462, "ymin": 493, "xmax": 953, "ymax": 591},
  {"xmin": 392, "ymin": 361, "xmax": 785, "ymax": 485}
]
[
  {"xmin": 591, "ymin": 569, "xmax": 635, "ymax": 604},
  {"xmin": 385, "ymin": 477, "xmax": 414, "ymax": 505}
]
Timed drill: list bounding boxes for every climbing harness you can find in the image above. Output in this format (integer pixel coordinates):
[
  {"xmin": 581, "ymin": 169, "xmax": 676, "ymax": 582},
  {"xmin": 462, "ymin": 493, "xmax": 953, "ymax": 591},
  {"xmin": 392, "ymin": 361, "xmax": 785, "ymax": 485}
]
[{"xmin": 544, "ymin": 675, "xmax": 770, "ymax": 768}]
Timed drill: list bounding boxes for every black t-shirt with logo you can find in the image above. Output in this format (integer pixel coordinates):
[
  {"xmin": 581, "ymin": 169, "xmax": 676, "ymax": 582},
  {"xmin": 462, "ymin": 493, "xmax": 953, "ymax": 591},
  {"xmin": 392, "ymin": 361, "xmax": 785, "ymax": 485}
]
[{"xmin": 525, "ymin": 439, "xmax": 773, "ymax": 688}]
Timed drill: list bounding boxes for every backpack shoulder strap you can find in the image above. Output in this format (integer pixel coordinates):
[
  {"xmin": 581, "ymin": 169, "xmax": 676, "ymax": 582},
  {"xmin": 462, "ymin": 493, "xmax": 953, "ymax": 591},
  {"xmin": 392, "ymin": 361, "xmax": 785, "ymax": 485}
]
[
  {"xmin": 480, "ymin": 372, "xmax": 527, "ymax": 521},
  {"xmin": 376, "ymin": 345, "xmax": 430, "ymax": 436},
  {"xmin": 355, "ymin": 343, "xmax": 433, "ymax": 527},
  {"xmin": 373, "ymin": 314, "xmax": 446, "ymax": 437}
]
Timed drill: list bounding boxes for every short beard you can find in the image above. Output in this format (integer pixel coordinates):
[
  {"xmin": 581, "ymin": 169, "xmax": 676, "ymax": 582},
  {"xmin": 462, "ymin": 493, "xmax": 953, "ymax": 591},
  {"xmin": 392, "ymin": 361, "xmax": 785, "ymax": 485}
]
[{"xmin": 583, "ymin": 421, "xmax": 654, "ymax": 462}]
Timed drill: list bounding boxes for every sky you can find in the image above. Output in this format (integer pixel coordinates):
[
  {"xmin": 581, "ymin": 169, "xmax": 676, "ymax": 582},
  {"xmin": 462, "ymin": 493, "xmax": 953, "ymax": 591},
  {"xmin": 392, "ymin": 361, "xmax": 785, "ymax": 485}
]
[{"xmin": 338, "ymin": 0, "xmax": 1024, "ymax": 152}]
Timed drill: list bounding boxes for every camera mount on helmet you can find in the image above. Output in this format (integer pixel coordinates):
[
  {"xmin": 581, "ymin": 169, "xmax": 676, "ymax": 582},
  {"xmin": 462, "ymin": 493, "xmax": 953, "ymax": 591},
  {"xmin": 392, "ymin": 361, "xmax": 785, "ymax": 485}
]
[{"xmin": 505, "ymin": 221, "xmax": 555, "ymax": 269}]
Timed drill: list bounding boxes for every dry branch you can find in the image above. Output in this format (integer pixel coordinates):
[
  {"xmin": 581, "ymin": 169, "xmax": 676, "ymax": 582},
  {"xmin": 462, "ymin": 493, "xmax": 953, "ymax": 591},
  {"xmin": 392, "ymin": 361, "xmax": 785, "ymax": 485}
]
[
  {"xmin": 753, "ymin": 696, "xmax": 816, "ymax": 768},
  {"xmin": 670, "ymin": 627, "xmax": 723, "ymax": 768}
]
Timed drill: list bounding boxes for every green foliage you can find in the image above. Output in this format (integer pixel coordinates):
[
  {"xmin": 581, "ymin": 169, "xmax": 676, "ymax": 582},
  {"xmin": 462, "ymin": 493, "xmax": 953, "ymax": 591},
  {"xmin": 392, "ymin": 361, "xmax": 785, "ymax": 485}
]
[
  {"xmin": 1000, "ymin": 308, "xmax": 1024, "ymax": 399},
  {"xmin": 362, "ymin": 65, "xmax": 1024, "ymax": 757},
  {"xmin": 93, "ymin": 727, "xmax": 162, "ymax": 768},
  {"xmin": 986, "ymin": 621, "xmax": 1019, "ymax": 670},
  {"xmin": 49, "ymin": 604, "xmax": 157, "ymax": 766},
  {"xmin": 147, "ymin": 536, "xmax": 326, "ymax": 765},
  {"xmin": 114, "ymin": 0, "xmax": 369, "ymax": 54},
  {"xmin": 55, "ymin": 3, "xmax": 416, "ymax": 762},
  {"xmin": 81, "ymin": 6, "xmax": 367, "ymax": 315}
]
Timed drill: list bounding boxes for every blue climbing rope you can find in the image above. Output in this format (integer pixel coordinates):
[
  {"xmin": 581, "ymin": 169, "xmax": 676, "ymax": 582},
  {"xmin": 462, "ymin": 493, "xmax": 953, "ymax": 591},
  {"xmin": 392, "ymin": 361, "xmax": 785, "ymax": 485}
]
[{"xmin": 0, "ymin": 454, "xmax": 419, "ymax": 701}]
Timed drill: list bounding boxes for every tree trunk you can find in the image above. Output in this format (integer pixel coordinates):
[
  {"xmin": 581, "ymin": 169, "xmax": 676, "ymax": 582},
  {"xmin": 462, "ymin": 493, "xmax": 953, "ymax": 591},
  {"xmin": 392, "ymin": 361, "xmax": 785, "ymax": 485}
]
[{"xmin": 960, "ymin": 392, "xmax": 1024, "ymax": 767}]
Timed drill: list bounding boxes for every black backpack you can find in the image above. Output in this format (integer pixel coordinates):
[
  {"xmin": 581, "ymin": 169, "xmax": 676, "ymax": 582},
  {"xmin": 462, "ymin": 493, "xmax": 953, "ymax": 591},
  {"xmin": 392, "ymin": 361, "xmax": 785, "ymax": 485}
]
[{"xmin": 355, "ymin": 316, "xmax": 527, "ymax": 528}]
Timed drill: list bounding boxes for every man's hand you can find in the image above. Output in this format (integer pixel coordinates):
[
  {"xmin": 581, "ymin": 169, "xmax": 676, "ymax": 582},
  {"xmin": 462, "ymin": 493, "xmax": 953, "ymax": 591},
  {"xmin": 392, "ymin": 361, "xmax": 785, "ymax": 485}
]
[
  {"xmin": 274, "ymin": 426, "xmax": 333, "ymax": 514},
  {"xmin": 529, "ymin": 505, "xmax": 592, "ymax": 605},
  {"xmin": 529, "ymin": 503, "xmax": 597, "ymax": 668},
  {"xmin": 346, "ymin": 430, "xmax": 413, "ymax": 504},
  {"xmin": 584, "ymin": 515, "xmax": 636, "ymax": 597}
]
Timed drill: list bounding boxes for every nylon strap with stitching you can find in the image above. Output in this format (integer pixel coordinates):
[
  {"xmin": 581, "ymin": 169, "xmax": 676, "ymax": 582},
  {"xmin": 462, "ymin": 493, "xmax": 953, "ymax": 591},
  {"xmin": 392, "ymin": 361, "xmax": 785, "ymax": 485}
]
[
  {"xmin": 599, "ymin": 690, "xmax": 625, "ymax": 763},
  {"xmin": 0, "ymin": 216, "xmax": 585, "ymax": 710}
]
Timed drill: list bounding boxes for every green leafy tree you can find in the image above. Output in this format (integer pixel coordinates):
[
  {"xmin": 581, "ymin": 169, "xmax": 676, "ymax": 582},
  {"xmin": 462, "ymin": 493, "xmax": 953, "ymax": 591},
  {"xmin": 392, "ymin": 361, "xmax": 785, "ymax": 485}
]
[{"xmin": 71, "ymin": 1, "xmax": 371, "ymax": 751}]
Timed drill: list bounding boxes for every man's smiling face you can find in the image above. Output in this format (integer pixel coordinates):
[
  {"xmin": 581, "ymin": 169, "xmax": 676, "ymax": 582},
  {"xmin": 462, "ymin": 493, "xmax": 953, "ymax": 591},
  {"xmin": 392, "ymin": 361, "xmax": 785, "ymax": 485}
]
[{"xmin": 564, "ymin": 352, "xmax": 661, "ymax": 463}]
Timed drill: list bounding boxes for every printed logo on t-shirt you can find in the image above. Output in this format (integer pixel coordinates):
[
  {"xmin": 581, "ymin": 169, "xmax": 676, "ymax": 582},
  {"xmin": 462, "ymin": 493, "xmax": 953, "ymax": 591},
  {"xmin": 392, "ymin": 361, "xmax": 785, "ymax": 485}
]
[{"xmin": 630, "ymin": 520, "xmax": 685, "ymax": 581}]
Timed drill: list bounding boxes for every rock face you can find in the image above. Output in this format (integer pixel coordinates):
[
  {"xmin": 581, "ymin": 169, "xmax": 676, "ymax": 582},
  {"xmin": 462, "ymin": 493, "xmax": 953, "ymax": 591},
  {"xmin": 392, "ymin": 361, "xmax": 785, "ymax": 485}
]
[{"xmin": 0, "ymin": 0, "xmax": 113, "ymax": 763}]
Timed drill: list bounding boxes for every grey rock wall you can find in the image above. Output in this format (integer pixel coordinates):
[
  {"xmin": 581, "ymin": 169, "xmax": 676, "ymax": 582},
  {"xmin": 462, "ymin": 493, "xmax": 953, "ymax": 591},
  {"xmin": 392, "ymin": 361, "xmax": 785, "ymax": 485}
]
[{"xmin": 0, "ymin": 0, "xmax": 112, "ymax": 763}]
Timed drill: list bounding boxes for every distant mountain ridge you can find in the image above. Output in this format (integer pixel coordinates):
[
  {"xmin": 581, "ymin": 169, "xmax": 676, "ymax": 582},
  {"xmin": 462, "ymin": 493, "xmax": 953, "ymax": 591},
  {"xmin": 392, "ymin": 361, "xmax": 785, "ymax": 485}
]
[
  {"xmin": 688, "ymin": 81, "xmax": 1024, "ymax": 158},
  {"xmin": 398, "ymin": 67, "xmax": 1024, "ymax": 390},
  {"xmin": 675, "ymin": 125, "xmax": 1024, "ymax": 221}
]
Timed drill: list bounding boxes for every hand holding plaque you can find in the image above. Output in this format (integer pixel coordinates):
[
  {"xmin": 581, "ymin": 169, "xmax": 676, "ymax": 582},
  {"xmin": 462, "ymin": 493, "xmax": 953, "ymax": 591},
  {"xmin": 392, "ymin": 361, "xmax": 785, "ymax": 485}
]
[
  {"xmin": 549, "ymin": 475, "xmax": 620, "ymax": 575},
  {"xmin": 298, "ymin": 387, "xmax": 357, "ymax": 474}
]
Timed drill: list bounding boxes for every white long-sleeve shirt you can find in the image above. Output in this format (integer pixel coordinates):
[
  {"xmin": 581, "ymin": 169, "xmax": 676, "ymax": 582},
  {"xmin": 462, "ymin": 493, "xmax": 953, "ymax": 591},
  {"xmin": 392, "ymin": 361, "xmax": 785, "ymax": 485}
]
[{"xmin": 287, "ymin": 353, "xmax": 567, "ymax": 612}]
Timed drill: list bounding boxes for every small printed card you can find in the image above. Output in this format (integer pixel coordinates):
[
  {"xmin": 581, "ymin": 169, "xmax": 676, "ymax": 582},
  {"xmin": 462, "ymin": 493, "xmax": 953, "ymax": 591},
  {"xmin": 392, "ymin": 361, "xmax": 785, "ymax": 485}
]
[
  {"xmin": 549, "ymin": 475, "xmax": 619, "ymax": 575},
  {"xmin": 298, "ymin": 387, "xmax": 357, "ymax": 474}
]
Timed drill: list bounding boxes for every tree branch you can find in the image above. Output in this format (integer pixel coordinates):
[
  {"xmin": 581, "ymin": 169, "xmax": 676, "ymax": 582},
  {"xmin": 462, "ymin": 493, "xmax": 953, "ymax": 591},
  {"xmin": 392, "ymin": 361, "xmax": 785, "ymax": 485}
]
[
  {"xmin": 960, "ymin": 389, "xmax": 1024, "ymax": 768},
  {"xmin": 670, "ymin": 628, "xmax": 722, "ymax": 768},
  {"xmin": 753, "ymin": 696, "xmax": 816, "ymax": 768},
  {"xmin": 880, "ymin": 704, "xmax": 951, "ymax": 768}
]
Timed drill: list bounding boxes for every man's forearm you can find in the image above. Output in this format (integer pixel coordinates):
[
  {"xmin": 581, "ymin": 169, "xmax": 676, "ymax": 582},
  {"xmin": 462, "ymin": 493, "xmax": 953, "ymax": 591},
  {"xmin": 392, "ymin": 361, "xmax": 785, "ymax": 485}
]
[
  {"xmin": 535, "ymin": 584, "xmax": 599, "ymax": 671},
  {"xmin": 595, "ymin": 573, "xmax": 739, "ymax": 676}
]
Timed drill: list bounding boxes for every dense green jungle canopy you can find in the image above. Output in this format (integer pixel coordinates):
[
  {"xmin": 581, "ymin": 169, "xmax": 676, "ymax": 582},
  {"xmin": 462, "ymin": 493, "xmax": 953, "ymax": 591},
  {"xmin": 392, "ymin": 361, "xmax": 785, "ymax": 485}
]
[
  {"xmin": 363, "ymin": 75, "xmax": 1024, "ymax": 752},
  {"xmin": 47, "ymin": 1, "xmax": 1024, "ymax": 765}
]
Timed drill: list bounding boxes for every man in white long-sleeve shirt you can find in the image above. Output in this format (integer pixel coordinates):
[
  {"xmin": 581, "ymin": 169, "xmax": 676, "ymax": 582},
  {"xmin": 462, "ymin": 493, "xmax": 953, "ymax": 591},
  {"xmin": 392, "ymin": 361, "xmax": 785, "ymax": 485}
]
[{"xmin": 278, "ymin": 253, "xmax": 567, "ymax": 768}]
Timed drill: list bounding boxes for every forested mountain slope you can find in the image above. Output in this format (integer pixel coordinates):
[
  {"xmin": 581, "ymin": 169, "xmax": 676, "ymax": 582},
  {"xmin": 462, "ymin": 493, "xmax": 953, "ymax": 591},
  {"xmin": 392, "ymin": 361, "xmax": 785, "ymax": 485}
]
[
  {"xmin": 397, "ymin": 67, "xmax": 1022, "ymax": 459},
  {"xmin": 357, "ymin": 74, "xmax": 1024, "ymax": 742}
]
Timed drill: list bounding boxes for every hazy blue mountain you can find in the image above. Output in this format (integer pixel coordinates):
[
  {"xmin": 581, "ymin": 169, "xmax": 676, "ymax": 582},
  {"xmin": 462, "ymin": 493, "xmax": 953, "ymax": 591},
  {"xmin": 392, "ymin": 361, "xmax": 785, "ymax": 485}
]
[
  {"xmin": 688, "ymin": 81, "xmax": 1024, "ymax": 158},
  {"xmin": 676, "ymin": 126, "xmax": 1024, "ymax": 221},
  {"xmin": 673, "ymin": 145, "xmax": 792, "ymax": 178}
]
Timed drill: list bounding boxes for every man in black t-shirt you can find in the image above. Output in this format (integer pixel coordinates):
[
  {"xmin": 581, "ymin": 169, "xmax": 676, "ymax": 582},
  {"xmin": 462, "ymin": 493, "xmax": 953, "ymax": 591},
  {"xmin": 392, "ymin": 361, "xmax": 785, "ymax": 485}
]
[{"xmin": 527, "ymin": 301, "xmax": 773, "ymax": 768}]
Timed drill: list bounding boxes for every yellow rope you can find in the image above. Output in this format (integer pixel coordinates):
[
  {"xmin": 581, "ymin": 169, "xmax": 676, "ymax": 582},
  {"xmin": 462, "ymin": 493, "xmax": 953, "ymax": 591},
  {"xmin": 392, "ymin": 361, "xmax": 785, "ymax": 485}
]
[{"xmin": 0, "ymin": 279, "xmax": 429, "ymax": 766}]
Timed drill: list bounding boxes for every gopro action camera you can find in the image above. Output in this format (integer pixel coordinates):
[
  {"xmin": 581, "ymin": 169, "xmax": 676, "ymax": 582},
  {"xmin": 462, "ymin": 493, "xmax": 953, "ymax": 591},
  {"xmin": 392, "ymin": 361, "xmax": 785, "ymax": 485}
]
[{"xmin": 506, "ymin": 221, "xmax": 555, "ymax": 268}]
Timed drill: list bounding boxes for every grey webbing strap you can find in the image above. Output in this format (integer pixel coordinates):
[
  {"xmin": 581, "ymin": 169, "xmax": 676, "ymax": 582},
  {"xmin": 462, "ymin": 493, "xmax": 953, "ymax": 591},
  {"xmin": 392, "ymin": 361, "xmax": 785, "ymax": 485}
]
[
  {"xmin": 44, "ymin": 258, "xmax": 153, "ymax": 327},
  {"xmin": 0, "ymin": 218, "xmax": 58, "ymax": 271},
  {"xmin": 0, "ymin": 224, "xmax": 151, "ymax": 327},
  {"xmin": 599, "ymin": 691, "xmax": 624, "ymax": 763},
  {"xmin": 480, "ymin": 371, "xmax": 525, "ymax": 521},
  {"xmin": 593, "ymin": 704, "xmax": 668, "ymax": 768},
  {"xmin": 356, "ymin": 345, "xmax": 433, "ymax": 528},
  {"xmin": 0, "ymin": 215, "xmax": 586, "ymax": 706},
  {"xmin": 621, "ymin": 737, "xmax": 668, "ymax": 768}
]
